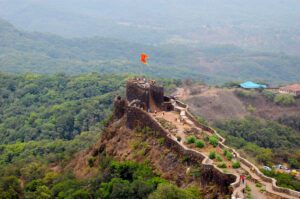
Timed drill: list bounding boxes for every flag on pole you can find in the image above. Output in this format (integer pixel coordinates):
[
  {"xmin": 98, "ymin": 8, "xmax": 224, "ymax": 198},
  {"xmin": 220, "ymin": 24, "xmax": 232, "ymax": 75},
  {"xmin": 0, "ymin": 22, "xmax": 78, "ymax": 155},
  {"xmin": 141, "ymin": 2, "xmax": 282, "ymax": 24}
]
[{"xmin": 141, "ymin": 53, "xmax": 149, "ymax": 64}]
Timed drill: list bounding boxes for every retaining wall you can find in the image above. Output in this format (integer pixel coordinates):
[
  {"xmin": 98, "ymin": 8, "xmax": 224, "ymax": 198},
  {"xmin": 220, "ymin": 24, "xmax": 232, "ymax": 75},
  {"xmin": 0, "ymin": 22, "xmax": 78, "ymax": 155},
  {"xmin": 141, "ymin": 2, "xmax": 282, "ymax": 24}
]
[
  {"xmin": 176, "ymin": 100, "xmax": 300, "ymax": 198},
  {"xmin": 126, "ymin": 105, "xmax": 236, "ymax": 194}
]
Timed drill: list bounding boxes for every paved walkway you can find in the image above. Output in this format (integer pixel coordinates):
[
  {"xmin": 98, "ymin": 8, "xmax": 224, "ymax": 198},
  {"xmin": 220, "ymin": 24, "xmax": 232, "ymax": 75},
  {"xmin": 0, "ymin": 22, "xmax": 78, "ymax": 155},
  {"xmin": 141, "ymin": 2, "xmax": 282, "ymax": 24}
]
[{"xmin": 149, "ymin": 103, "xmax": 298, "ymax": 199}]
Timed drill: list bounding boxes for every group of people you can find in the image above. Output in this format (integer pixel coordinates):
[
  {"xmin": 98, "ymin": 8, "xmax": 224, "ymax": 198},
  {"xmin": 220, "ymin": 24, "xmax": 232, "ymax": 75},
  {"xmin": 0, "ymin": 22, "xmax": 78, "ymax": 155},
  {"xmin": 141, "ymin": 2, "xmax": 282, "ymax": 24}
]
[{"xmin": 176, "ymin": 117, "xmax": 186, "ymax": 125}]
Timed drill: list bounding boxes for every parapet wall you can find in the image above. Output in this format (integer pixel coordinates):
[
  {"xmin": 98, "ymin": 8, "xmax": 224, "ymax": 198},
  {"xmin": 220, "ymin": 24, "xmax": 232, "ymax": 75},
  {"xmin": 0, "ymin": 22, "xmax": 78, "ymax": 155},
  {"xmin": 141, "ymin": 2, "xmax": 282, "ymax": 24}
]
[
  {"xmin": 126, "ymin": 80, "xmax": 164, "ymax": 111},
  {"xmin": 126, "ymin": 105, "xmax": 236, "ymax": 194},
  {"xmin": 176, "ymin": 100, "xmax": 300, "ymax": 198}
]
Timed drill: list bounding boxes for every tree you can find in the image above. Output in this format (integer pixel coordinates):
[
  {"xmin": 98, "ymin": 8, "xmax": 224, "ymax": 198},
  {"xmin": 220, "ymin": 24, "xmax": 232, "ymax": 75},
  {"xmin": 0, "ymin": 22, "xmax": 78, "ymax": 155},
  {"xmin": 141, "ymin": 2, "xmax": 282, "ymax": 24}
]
[{"xmin": 148, "ymin": 183, "xmax": 197, "ymax": 199}]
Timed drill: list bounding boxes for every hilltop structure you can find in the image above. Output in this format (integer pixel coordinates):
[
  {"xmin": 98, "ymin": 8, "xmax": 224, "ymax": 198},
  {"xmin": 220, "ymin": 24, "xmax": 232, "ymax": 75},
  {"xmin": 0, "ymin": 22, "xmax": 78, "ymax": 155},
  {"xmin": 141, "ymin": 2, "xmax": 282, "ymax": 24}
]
[
  {"xmin": 126, "ymin": 78, "xmax": 174, "ymax": 112},
  {"xmin": 93, "ymin": 78, "xmax": 300, "ymax": 199},
  {"xmin": 279, "ymin": 83, "xmax": 300, "ymax": 97}
]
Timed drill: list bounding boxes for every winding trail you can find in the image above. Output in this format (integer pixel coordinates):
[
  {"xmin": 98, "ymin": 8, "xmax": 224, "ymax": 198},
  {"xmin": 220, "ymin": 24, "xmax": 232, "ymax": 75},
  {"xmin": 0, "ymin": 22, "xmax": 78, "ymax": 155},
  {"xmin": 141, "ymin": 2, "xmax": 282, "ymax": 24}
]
[{"xmin": 149, "ymin": 101, "xmax": 300, "ymax": 199}]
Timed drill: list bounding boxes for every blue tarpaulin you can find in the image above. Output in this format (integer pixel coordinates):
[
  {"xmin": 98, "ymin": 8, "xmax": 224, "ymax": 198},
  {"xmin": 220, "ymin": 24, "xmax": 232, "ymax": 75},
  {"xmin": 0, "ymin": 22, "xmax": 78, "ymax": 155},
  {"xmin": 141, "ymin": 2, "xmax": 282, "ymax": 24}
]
[{"xmin": 240, "ymin": 81, "xmax": 267, "ymax": 89}]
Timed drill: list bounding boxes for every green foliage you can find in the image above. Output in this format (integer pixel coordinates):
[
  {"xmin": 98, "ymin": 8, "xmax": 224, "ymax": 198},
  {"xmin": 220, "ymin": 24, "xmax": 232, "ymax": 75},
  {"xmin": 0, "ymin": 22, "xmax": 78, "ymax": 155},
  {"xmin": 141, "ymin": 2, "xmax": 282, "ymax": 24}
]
[
  {"xmin": 214, "ymin": 116, "xmax": 300, "ymax": 151},
  {"xmin": 148, "ymin": 183, "xmax": 197, "ymax": 199},
  {"xmin": 0, "ymin": 72, "xmax": 130, "ymax": 144},
  {"xmin": 223, "ymin": 149, "xmax": 229, "ymax": 156},
  {"xmin": 260, "ymin": 169, "xmax": 300, "ymax": 191},
  {"xmin": 158, "ymin": 138, "xmax": 165, "ymax": 146},
  {"xmin": 0, "ymin": 176, "xmax": 21, "ymax": 199},
  {"xmin": 234, "ymin": 89, "xmax": 257, "ymax": 99},
  {"xmin": 260, "ymin": 188, "xmax": 265, "ymax": 192},
  {"xmin": 226, "ymin": 152, "xmax": 233, "ymax": 161},
  {"xmin": 274, "ymin": 94, "xmax": 295, "ymax": 106},
  {"xmin": 176, "ymin": 136, "xmax": 182, "ymax": 142},
  {"xmin": 256, "ymin": 183, "xmax": 262, "ymax": 187},
  {"xmin": 288, "ymin": 158, "xmax": 300, "ymax": 169},
  {"xmin": 209, "ymin": 135, "xmax": 218, "ymax": 147},
  {"xmin": 221, "ymin": 81, "xmax": 242, "ymax": 88},
  {"xmin": 278, "ymin": 113, "xmax": 300, "ymax": 131},
  {"xmin": 195, "ymin": 140, "xmax": 205, "ymax": 148},
  {"xmin": 262, "ymin": 90, "xmax": 275, "ymax": 101},
  {"xmin": 216, "ymin": 156, "xmax": 222, "ymax": 162},
  {"xmin": 232, "ymin": 161, "xmax": 240, "ymax": 168},
  {"xmin": 187, "ymin": 136, "xmax": 196, "ymax": 144},
  {"xmin": 88, "ymin": 157, "xmax": 95, "ymax": 167},
  {"xmin": 217, "ymin": 163, "xmax": 227, "ymax": 168},
  {"xmin": 209, "ymin": 151, "xmax": 216, "ymax": 159},
  {"xmin": 247, "ymin": 104, "xmax": 256, "ymax": 112},
  {"xmin": 196, "ymin": 116, "xmax": 208, "ymax": 126},
  {"xmin": 246, "ymin": 185, "xmax": 251, "ymax": 192},
  {"xmin": 247, "ymin": 193, "xmax": 253, "ymax": 199},
  {"xmin": 187, "ymin": 186, "xmax": 202, "ymax": 197},
  {"xmin": 189, "ymin": 167, "xmax": 201, "ymax": 178}
]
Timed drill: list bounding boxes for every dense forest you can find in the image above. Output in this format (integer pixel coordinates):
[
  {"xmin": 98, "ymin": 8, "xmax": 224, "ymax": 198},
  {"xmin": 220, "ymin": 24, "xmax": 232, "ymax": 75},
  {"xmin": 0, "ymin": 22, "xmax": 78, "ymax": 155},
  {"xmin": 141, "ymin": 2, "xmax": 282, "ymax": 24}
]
[
  {"xmin": 213, "ymin": 116, "xmax": 300, "ymax": 191},
  {"xmin": 214, "ymin": 116, "xmax": 300, "ymax": 163},
  {"xmin": 0, "ymin": 72, "xmax": 185, "ymax": 198},
  {"xmin": 1, "ymin": 19, "xmax": 300, "ymax": 85}
]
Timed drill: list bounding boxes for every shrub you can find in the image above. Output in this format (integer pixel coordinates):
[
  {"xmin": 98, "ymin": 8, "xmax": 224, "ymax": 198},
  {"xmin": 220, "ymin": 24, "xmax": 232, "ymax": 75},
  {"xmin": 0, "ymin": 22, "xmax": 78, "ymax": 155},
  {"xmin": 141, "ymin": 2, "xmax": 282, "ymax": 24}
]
[
  {"xmin": 260, "ymin": 188, "xmax": 265, "ymax": 192},
  {"xmin": 247, "ymin": 193, "xmax": 253, "ymax": 199},
  {"xmin": 217, "ymin": 163, "xmax": 227, "ymax": 168},
  {"xmin": 187, "ymin": 136, "xmax": 196, "ymax": 144},
  {"xmin": 177, "ymin": 136, "xmax": 182, "ymax": 142},
  {"xmin": 216, "ymin": 155, "xmax": 222, "ymax": 162},
  {"xmin": 232, "ymin": 161, "xmax": 240, "ymax": 168},
  {"xmin": 195, "ymin": 140, "xmax": 205, "ymax": 148},
  {"xmin": 234, "ymin": 89, "xmax": 256, "ymax": 99},
  {"xmin": 197, "ymin": 116, "xmax": 208, "ymax": 126},
  {"xmin": 274, "ymin": 94, "xmax": 295, "ymax": 106},
  {"xmin": 209, "ymin": 135, "xmax": 218, "ymax": 147},
  {"xmin": 158, "ymin": 138, "xmax": 165, "ymax": 146},
  {"xmin": 246, "ymin": 185, "xmax": 251, "ymax": 192},
  {"xmin": 226, "ymin": 152, "xmax": 233, "ymax": 161},
  {"xmin": 88, "ymin": 157, "xmax": 95, "ymax": 167},
  {"xmin": 209, "ymin": 151, "xmax": 216, "ymax": 159},
  {"xmin": 223, "ymin": 149, "xmax": 228, "ymax": 156},
  {"xmin": 262, "ymin": 90, "xmax": 275, "ymax": 101},
  {"xmin": 256, "ymin": 183, "xmax": 262, "ymax": 187},
  {"xmin": 247, "ymin": 105, "xmax": 256, "ymax": 112}
]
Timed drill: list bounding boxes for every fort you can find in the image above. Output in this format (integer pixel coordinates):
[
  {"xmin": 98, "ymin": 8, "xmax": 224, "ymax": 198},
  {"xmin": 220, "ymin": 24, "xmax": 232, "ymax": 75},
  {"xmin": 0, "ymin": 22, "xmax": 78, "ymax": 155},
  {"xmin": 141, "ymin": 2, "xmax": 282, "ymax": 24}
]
[{"xmin": 106, "ymin": 78, "xmax": 300, "ymax": 199}]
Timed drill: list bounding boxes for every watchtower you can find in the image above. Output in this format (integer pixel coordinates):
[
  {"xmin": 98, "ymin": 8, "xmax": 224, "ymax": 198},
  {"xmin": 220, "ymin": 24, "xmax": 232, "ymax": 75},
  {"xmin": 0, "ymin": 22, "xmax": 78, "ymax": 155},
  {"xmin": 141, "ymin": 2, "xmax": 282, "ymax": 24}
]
[{"xmin": 126, "ymin": 78, "xmax": 164, "ymax": 111}]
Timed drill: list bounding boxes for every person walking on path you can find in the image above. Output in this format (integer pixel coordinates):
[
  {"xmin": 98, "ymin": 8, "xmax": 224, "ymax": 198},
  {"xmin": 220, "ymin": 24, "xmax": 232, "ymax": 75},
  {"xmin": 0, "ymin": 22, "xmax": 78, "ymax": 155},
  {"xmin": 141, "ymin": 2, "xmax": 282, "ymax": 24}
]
[{"xmin": 240, "ymin": 175, "xmax": 245, "ymax": 184}]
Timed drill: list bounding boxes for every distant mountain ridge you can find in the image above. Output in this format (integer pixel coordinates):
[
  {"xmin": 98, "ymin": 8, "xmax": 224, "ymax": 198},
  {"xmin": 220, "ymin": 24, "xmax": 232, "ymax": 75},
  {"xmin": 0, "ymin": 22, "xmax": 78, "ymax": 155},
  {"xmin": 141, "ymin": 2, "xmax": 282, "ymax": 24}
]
[
  {"xmin": 0, "ymin": 18, "xmax": 299, "ymax": 85},
  {"xmin": 1, "ymin": 0, "xmax": 300, "ymax": 55}
]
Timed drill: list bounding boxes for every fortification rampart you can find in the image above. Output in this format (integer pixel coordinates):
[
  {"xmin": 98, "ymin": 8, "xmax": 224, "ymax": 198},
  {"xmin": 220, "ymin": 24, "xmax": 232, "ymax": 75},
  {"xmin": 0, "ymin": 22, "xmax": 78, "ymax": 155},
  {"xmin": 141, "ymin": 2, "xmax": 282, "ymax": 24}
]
[
  {"xmin": 126, "ymin": 79, "xmax": 164, "ymax": 111},
  {"xmin": 125, "ymin": 104, "xmax": 237, "ymax": 194},
  {"xmin": 175, "ymin": 99, "xmax": 300, "ymax": 198}
]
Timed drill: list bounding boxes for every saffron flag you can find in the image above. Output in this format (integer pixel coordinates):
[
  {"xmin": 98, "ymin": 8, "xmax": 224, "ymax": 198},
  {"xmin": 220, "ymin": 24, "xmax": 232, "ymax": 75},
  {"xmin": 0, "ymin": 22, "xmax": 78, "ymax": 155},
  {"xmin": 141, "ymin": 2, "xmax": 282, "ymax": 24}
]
[{"xmin": 141, "ymin": 53, "xmax": 149, "ymax": 64}]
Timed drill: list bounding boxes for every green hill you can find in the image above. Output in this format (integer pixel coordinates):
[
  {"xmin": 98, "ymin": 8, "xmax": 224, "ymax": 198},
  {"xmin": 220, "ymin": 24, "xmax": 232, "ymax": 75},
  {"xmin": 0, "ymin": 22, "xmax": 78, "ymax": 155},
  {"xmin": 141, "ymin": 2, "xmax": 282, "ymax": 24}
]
[{"xmin": 0, "ymin": 19, "xmax": 299, "ymax": 85}]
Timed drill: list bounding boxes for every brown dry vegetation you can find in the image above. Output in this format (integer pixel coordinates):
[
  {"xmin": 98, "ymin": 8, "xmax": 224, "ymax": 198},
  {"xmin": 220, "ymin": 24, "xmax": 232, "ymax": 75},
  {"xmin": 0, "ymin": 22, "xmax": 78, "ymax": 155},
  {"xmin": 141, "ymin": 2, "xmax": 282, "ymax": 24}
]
[{"xmin": 183, "ymin": 86, "xmax": 300, "ymax": 124}]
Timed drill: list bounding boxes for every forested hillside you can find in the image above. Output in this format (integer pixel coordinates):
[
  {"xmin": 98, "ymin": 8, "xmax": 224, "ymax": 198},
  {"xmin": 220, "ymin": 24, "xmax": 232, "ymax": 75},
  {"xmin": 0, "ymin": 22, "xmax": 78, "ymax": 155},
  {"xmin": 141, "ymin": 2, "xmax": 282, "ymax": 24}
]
[
  {"xmin": 1, "ymin": 19, "xmax": 300, "ymax": 85},
  {"xmin": 0, "ymin": 72, "xmax": 189, "ymax": 198},
  {"xmin": 1, "ymin": 0, "xmax": 300, "ymax": 55}
]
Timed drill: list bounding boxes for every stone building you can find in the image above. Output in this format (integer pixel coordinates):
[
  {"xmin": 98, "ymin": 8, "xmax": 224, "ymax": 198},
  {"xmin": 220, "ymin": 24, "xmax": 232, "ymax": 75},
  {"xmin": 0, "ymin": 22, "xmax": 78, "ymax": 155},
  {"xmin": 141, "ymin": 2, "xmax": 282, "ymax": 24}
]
[
  {"xmin": 126, "ymin": 78, "xmax": 173, "ymax": 112},
  {"xmin": 279, "ymin": 84, "xmax": 300, "ymax": 97}
]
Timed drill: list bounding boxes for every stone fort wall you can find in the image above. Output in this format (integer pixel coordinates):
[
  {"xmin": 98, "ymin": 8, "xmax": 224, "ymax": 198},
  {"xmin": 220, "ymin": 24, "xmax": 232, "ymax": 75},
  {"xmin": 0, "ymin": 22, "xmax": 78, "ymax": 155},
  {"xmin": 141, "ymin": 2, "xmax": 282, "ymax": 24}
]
[{"xmin": 125, "ymin": 104, "xmax": 237, "ymax": 194}]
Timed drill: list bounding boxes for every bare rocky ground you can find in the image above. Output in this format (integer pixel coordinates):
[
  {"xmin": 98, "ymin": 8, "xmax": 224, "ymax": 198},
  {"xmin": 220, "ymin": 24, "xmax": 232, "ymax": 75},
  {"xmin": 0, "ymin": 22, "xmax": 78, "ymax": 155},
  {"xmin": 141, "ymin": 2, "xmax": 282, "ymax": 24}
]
[{"xmin": 180, "ymin": 86, "xmax": 300, "ymax": 125}]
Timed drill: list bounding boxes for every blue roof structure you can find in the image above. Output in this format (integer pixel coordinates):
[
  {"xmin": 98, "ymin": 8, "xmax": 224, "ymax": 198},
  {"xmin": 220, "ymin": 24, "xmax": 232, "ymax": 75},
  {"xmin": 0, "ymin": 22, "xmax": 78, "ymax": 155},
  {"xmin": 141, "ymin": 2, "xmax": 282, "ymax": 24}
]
[{"xmin": 240, "ymin": 81, "xmax": 267, "ymax": 89}]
